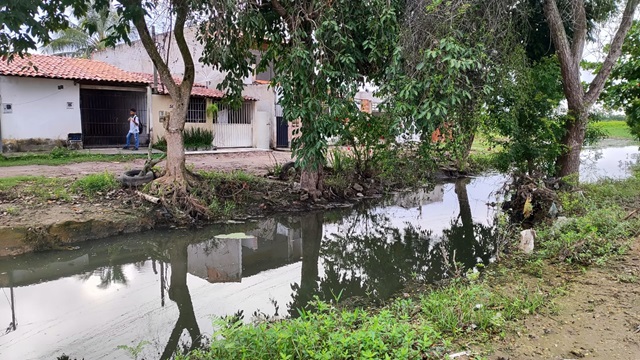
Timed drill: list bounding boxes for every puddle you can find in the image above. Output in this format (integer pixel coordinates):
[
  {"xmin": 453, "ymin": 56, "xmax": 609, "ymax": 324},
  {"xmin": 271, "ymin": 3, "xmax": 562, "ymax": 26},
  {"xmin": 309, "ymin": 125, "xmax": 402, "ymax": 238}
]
[{"xmin": 0, "ymin": 144, "xmax": 638, "ymax": 359}]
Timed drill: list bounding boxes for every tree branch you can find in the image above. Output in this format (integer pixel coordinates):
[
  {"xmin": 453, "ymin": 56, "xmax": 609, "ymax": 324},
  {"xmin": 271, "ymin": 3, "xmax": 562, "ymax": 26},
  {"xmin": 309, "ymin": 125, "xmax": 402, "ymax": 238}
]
[
  {"xmin": 270, "ymin": 0, "xmax": 292, "ymax": 25},
  {"xmin": 571, "ymin": 0, "xmax": 587, "ymax": 63},
  {"xmin": 173, "ymin": 0, "xmax": 195, "ymax": 96},
  {"xmin": 543, "ymin": 0, "xmax": 583, "ymax": 107},
  {"xmin": 585, "ymin": 0, "xmax": 640, "ymax": 107},
  {"xmin": 124, "ymin": 0, "xmax": 180, "ymax": 98}
]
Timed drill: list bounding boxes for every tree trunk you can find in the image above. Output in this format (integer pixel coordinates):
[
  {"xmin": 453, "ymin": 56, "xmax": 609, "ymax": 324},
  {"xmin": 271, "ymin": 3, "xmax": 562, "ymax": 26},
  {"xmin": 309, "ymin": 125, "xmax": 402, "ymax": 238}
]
[
  {"xmin": 555, "ymin": 108, "xmax": 588, "ymax": 177},
  {"xmin": 543, "ymin": 0, "xmax": 640, "ymax": 177},
  {"xmin": 162, "ymin": 99, "xmax": 189, "ymax": 188},
  {"xmin": 300, "ymin": 164, "xmax": 324, "ymax": 197}
]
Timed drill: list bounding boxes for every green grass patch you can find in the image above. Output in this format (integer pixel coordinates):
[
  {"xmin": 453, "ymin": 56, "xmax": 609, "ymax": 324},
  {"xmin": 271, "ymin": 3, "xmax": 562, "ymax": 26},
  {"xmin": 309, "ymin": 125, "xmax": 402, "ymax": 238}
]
[
  {"xmin": 536, "ymin": 169, "xmax": 640, "ymax": 265},
  {"xmin": 0, "ymin": 176, "xmax": 71, "ymax": 201},
  {"xmin": 71, "ymin": 172, "xmax": 119, "ymax": 197},
  {"xmin": 178, "ymin": 277, "xmax": 548, "ymax": 360},
  {"xmin": 0, "ymin": 147, "xmax": 147, "ymax": 167},
  {"xmin": 592, "ymin": 120, "xmax": 635, "ymax": 140}
]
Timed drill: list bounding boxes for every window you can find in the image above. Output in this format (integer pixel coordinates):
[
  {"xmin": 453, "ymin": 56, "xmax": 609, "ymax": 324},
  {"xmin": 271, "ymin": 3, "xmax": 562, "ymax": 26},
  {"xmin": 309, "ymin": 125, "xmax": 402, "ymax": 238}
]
[{"xmin": 186, "ymin": 97, "xmax": 206, "ymax": 123}]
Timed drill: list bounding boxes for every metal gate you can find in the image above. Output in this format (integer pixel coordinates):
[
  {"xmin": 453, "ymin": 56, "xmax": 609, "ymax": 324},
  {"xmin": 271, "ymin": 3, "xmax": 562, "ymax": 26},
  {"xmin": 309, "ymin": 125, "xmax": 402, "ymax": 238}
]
[
  {"xmin": 214, "ymin": 102, "xmax": 254, "ymax": 148},
  {"xmin": 80, "ymin": 88, "xmax": 148, "ymax": 147},
  {"xmin": 275, "ymin": 104, "xmax": 289, "ymax": 148}
]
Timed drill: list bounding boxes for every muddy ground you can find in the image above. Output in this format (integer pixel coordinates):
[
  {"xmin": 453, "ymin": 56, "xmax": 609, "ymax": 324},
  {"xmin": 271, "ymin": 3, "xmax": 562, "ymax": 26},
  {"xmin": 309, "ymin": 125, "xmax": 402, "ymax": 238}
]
[
  {"xmin": 0, "ymin": 150, "xmax": 293, "ymax": 179},
  {"xmin": 484, "ymin": 239, "xmax": 640, "ymax": 360}
]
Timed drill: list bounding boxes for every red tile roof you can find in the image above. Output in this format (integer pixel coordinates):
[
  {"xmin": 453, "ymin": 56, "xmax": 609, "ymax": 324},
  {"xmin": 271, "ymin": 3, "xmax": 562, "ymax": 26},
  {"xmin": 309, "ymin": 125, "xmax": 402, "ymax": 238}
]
[
  {"xmin": 0, "ymin": 54, "xmax": 148, "ymax": 84},
  {"xmin": 135, "ymin": 72, "xmax": 256, "ymax": 101}
]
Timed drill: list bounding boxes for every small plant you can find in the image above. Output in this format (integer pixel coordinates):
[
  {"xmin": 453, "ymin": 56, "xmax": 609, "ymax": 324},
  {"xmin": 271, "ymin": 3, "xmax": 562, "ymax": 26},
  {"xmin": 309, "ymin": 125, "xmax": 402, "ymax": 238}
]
[
  {"xmin": 117, "ymin": 341, "xmax": 149, "ymax": 360},
  {"xmin": 50, "ymin": 146, "xmax": 72, "ymax": 159},
  {"xmin": 4, "ymin": 206, "xmax": 20, "ymax": 215},
  {"xmin": 72, "ymin": 172, "xmax": 119, "ymax": 197}
]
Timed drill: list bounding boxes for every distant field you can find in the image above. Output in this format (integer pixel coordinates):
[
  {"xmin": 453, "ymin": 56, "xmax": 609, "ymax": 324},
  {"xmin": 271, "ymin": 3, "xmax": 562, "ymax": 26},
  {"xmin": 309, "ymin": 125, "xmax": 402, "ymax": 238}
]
[{"xmin": 593, "ymin": 120, "xmax": 635, "ymax": 140}]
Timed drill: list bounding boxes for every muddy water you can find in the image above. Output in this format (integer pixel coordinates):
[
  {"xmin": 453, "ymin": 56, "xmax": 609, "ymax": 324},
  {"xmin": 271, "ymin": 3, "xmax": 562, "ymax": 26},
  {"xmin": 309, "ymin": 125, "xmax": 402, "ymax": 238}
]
[
  {"xmin": 0, "ymin": 145, "xmax": 637, "ymax": 360},
  {"xmin": 0, "ymin": 175, "xmax": 504, "ymax": 360}
]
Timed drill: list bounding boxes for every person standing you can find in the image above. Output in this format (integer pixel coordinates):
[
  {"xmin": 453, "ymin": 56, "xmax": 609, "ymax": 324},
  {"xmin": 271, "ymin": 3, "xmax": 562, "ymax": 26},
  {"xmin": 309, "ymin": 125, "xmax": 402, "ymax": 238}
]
[{"xmin": 123, "ymin": 108, "xmax": 140, "ymax": 150}]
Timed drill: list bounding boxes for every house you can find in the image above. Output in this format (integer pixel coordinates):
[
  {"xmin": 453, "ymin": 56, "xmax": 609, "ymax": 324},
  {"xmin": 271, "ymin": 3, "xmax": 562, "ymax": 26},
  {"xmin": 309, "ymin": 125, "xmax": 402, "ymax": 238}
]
[
  {"xmin": 0, "ymin": 54, "xmax": 268, "ymax": 152},
  {"xmin": 0, "ymin": 54, "xmax": 150, "ymax": 151},
  {"xmin": 134, "ymin": 73, "xmax": 264, "ymax": 149},
  {"xmin": 92, "ymin": 27, "xmax": 279, "ymax": 148}
]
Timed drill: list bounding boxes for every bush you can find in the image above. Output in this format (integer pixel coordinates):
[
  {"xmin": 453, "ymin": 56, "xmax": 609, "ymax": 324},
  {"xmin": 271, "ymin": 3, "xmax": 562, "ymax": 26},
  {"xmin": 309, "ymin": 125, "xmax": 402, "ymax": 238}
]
[
  {"xmin": 184, "ymin": 128, "xmax": 214, "ymax": 150},
  {"xmin": 71, "ymin": 172, "xmax": 119, "ymax": 196}
]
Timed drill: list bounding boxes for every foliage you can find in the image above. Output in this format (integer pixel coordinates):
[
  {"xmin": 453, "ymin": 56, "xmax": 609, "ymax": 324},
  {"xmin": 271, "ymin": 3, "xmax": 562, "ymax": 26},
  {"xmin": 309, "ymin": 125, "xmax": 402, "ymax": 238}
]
[
  {"xmin": 536, "ymin": 170, "xmax": 640, "ymax": 265},
  {"xmin": 485, "ymin": 55, "xmax": 565, "ymax": 175},
  {"xmin": 41, "ymin": 4, "xmax": 122, "ymax": 57},
  {"xmin": 71, "ymin": 171, "xmax": 119, "ymax": 196},
  {"xmin": 183, "ymin": 128, "xmax": 215, "ymax": 150},
  {"xmin": 178, "ymin": 276, "xmax": 547, "ymax": 360},
  {"xmin": 202, "ymin": 0, "xmax": 402, "ymax": 182},
  {"xmin": 0, "ymin": 176, "xmax": 71, "ymax": 201},
  {"xmin": 603, "ymin": 21, "xmax": 640, "ymax": 141}
]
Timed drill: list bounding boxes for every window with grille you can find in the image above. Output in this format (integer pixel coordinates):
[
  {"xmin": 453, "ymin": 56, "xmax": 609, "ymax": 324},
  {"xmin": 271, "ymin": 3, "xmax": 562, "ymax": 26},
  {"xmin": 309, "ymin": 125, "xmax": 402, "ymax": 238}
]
[{"xmin": 186, "ymin": 97, "xmax": 206, "ymax": 123}]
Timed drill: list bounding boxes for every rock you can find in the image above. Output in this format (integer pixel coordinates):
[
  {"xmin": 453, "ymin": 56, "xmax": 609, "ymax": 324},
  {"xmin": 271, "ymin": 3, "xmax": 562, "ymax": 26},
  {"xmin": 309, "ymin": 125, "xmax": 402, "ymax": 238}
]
[
  {"xmin": 352, "ymin": 183, "xmax": 364, "ymax": 192},
  {"xmin": 519, "ymin": 229, "xmax": 536, "ymax": 254},
  {"xmin": 356, "ymin": 192, "xmax": 364, "ymax": 197}
]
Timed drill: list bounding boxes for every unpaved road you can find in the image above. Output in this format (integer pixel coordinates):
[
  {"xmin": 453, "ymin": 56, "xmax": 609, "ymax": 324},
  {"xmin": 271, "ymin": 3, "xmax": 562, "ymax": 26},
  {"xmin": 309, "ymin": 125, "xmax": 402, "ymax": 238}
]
[
  {"xmin": 0, "ymin": 150, "xmax": 293, "ymax": 179},
  {"xmin": 488, "ymin": 240, "xmax": 640, "ymax": 360}
]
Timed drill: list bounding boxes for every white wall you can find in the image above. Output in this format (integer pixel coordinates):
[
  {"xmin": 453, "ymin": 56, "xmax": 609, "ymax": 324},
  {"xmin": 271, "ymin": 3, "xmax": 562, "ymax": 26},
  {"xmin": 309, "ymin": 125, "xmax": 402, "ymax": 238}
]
[
  {"xmin": 242, "ymin": 83, "xmax": 276, "ymax": 147},
  {"xmin": 0, "ymin": 76, "xmax": 81, "ymax": 141},
  {"xmin": 92, "ymin": 27, "xmax": 229, "ymax": 86}
]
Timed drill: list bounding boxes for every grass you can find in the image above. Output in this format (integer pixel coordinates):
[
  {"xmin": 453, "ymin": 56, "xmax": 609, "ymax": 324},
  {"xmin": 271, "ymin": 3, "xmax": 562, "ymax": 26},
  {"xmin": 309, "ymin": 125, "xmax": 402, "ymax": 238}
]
[
  {"xmin": 179, "ymin": 276, "xmax": 548, "ymax": 360},
  {"xmin": 71, "ymin": 172, "xmax": 119, "ymax": 197},
  {"xmin": 535, "ymin": 169, "xmax": 640, "ymax": 265},
  {"xmin": 591, "ymin": 120, "xmax": 635, "ymax": 140},
  {"xmin": 0, "ymin": 172, "xmax": 121, "ymax": 200},
  {"xmin": 0, "ymin": 147, "xmax": 147, "ymax": 167},
  {"xmin": 0, "ymin": 176, "xmax": 72, "ymax": 201}
]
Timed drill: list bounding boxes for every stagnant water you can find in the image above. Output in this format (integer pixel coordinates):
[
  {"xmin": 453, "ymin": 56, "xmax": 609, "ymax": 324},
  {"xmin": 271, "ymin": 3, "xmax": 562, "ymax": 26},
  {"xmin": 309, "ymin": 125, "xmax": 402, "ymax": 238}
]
[{"xmin": 0, "ymin": 144, "xmax": 638, "ymax": 360}]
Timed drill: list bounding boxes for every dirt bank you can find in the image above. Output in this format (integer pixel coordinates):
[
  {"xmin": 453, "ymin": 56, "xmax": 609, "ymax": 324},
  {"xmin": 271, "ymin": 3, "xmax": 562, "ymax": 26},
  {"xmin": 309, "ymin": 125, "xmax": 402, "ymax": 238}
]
[
  {"xmin": 486, "ymin": 239, "xmax": 640, "ymax": 360},
  {"xmin": 0, "ymin": 150, "xmax": 293, "ymax": 179}
]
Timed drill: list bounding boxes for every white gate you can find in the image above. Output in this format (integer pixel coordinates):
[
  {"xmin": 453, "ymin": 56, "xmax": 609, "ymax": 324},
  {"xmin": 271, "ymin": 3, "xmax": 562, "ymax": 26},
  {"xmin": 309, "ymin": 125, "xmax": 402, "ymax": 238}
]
[{"xmin": 214, "ymin": 102, "xmax": 255, "ymax": 148}]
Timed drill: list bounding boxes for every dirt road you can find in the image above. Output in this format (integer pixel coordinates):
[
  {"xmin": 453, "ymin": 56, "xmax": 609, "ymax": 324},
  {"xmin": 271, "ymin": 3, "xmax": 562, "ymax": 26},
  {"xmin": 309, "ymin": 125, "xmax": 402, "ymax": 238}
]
[
  {"xmin": 488, "ymin": 240, "xmax": 640, "ymax": 360},
  {"xmin": 0, "ymin": 150, "xmax": 293, "ymax": 179}
]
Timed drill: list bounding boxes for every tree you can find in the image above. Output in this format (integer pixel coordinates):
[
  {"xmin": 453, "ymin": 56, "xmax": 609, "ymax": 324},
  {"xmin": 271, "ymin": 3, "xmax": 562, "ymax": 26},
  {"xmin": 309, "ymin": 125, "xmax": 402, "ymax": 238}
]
[
  {"xmin": 42, "ymin": 6, "xmax": 120, "ymax": 58},
  {"xmin": 603, "ymin": 20, "xmax": 640, "ymax": 140},
  {"xmin": 1, "ymin": 0, "xmax": 213, "ymax": 215},
  {"xmin": 202, "ymin": 0, "xmax": 402, "ymax": 195},
  {"xmin": 378, "ymin": 0, "xmax": 520, "ymax": 170},
  {"xmin": 543, "ymin": 0, "xmax": 639, "ymax": 177}
]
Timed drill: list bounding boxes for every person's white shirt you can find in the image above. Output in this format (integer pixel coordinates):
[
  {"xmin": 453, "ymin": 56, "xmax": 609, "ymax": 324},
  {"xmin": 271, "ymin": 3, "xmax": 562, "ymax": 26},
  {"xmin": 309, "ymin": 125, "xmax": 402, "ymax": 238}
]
[{"xmin": 129, "ymin": 115, "xmax": 140, "ymax": 134}]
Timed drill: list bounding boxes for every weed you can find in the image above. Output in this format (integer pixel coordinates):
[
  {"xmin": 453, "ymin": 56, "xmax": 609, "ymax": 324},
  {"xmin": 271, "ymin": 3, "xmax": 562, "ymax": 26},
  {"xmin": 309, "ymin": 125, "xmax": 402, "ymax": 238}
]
[
  {"xmin": 4, "ymin": 206, "xmax": 19, "ymax": 215},
  {"xmin": 616, "ymin": 274, "xmax": 638, "ymax": 283},
  {"xmin": 71, "ymin": 172, "xmax": 119, "ymax": 197},
  {"xmin": 117, "ymin": 341, "xmax": 149, "ymax": 360}
]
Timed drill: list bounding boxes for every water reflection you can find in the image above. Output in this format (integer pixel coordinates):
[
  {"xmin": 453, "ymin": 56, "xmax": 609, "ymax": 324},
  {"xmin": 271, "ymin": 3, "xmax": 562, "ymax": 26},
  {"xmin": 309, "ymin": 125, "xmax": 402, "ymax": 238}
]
[{"xmin": 0, "ymin": 176, "xmax": 502, "ymax": 360}]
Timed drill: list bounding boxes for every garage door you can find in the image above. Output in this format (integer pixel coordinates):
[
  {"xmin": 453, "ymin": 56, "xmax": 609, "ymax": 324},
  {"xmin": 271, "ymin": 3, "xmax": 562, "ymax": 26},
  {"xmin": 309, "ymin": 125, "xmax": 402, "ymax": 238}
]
[{"xmin": 80, "ymin": 88, "xmax": 148, "ymax": 147}]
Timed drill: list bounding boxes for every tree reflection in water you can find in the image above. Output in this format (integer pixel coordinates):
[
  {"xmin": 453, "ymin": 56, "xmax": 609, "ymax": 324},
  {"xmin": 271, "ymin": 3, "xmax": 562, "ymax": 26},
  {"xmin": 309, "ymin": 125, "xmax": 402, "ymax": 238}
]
[
  {"xmin": 289, "ymin": 179, "xmax": 497, "ymax": 316},
  {"xmin": 160, "ymin": 242, "xmax": 203, "ymax": 360}
]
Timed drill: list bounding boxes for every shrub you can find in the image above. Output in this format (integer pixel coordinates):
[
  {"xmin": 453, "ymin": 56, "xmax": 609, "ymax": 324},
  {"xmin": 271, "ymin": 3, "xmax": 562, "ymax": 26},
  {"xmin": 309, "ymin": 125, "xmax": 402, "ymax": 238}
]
[{"xmin": 71, "ymin": 172, "xmax": 119, "ymax": 196}]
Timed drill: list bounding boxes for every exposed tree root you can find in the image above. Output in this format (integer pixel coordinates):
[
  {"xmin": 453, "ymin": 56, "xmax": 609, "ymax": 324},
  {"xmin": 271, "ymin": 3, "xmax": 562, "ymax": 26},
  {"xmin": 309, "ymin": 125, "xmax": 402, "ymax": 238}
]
[{"xmin": 149, "ymin": 171, "xmax": 211, "ymax": 223}]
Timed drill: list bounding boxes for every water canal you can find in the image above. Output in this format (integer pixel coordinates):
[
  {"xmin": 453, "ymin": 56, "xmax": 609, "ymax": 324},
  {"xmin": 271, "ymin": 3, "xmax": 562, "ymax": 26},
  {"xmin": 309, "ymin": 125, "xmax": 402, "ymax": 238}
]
[{"xmin": 0, "ymin": 144, "xmax": 638, "ymax": 360}]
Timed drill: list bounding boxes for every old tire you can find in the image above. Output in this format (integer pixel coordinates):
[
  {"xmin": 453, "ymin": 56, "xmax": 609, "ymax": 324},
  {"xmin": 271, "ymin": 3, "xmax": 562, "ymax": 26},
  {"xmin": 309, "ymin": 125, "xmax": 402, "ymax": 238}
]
[
  {"xmin": 119, "ymin": 170, "xmax": 155, "ymax": 187},
  {"xmin": 279, "ymin": 161, "xmax": 297, "ymax": 181}
]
